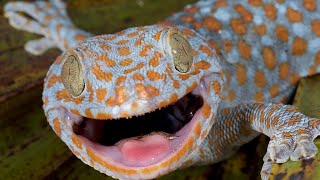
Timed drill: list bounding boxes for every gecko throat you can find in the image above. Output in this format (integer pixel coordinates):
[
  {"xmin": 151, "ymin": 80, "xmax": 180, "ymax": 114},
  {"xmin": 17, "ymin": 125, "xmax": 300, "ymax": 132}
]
[{"xmin": 72, "ymin": 93, "xmax": 203, "ymax": 146}]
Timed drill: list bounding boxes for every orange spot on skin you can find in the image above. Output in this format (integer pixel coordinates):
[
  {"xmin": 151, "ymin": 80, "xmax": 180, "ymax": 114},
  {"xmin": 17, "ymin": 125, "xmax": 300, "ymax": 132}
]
[
  {"xmin": 54, "ymin": 56, "xmax": 64, "ymax": 64},
  {"xmin": 234, "ymin": 4, "xmax": 253, "ymax": 22},
  {"xmin": 203, "ymin": 16, "xmax": 222, "ymax": 31},
  {"xmin": 53, "ymin": 118, "xmax": 61, "ymax": 137},
  {"xmin": 149, "ymin": 52, "xmax": 160, "ymax": 67},
  {"xmin": 262, "ymin": 47, "xmax": 276, "ymax": 70},
  {"xmin": 215, "ymin": 0, "xmax": 228, "ymax": 7},
  {"xmin": 194, "ymin": 122, "xmax": 202, "ymax": 138},
  {"xmin": 71, "ymin": 135, "xmax": 83, "ymax": 149},
  {"xmin": 308, "ymin": 65, "xmax": 317, "ymax": 75},
  {"xmin": 173, "ymin": 80, "xmax": 180, "ymax": 89},
  {"xmin": 255, "ymin": 24, "xmax": 267, "ymax": 36},
  {"xmin": 153, "ymin": 31, "xmax": 162, "ymax": 41},
  {"xmin": 96, "ymin": 88, "xmax": 107, "ymax": 102},
  {"xmin": 47, "ymin": 75, "xmax": 60, "ymax": 88},
  {"xmin": 87, "ymin": 81, "xmax": 94, "ymax": 102},
  {"xmin": 116, "ymin": 76, "xmax": 127, "ymax": 86},
  {"xmin": 289, "ymin": 73, "xmax": 300, "ymax": 85},
  {"xmin": 185, "ymin": 82, "xmax": 198, "ymax": 94},
  {"xmin": 264, "ymin": 4, "xmax": 277, "ymax": 20},
  {"xmin": 134, "ymin": 37, "xmax": 144, "ymax": 46},
  {"xmin": 96, "ymin": 113, "xmax": 112, "ymax": 119},
  {"xmin": 193, "ymin": 22, "xmax": 202, "ymax": 29},
  {"xmin": 131, "ymin": 102, "xmax": 139, "ymax": 110},
  {"xmin": 238, "ymin": 41, "xmax": 251, "ymax": 60},
  {"xmin": 202, "ymin": 103, "xmax": 211, "ymax": 119},
  {"xmin": 139, "ymin": 44, "xmax": 153, "ymax": 57},
  {"xmin": 72, "ymin": 96, "xmax": 85, "ymax": 105},
  {"xmin": 95, "ymin": 55, "xmax": 116, "ymax": 67},
  {"xmin": 119, "ymin": 58, "xmax": 133, "ymax": 66},
  {"xmin": 248, "ymin": 0, "xmax": 261, "ymax": 6},
  {"xmin": 228, "ymin": 90, "xmax": 236, "ymax": 102},
  {"xmin": 74, "ymin": 34, "xmax": 87, "ymax": 41},
  {"xmin": 85, "ymin": 108, "xmax": 94, "ymax": 118},
  {"xmin": 147, "ymin": 85, "xmax": 160, "ymax": 96},
  {"xmin": 132, "ymin": 73, "xmax": 145, "ymax": 81},
  {"xmin": 118, "ymin": 47, "xmax": 131, "ymax": 56},
  {"xmin": 179, "ymin": 73, "xmax": 190, "ymax": 80},
  {"xmin": 199, "ymin": 45, "xmax": 213, "ymax": 57},
  {"xmin": 275, "ymin": 25, "xmax": 289, "ymax": 42},
  {"xmin": 270, "ymin": 84, "xmax": 279, "ymax": 98},
  {"xmin": 231, "ymin": 19, "xmax": 246, "ymax": 35},
  {"xmin": 207, "ymin": 41, "xmax": 221, "ymax": 55},
  {"xmin": 146, "ymin": 70, "xmax": 162, "ymax": 81},
  {"xmin": 286, "ymin": 8, "xmax": 303, "ymax": 23},
  {"xmin": 303, "ymin": 0, "xmax": 317, "ymax": 11},
  {"xmin": 126, "ymin": 31, "xmax": 139, "ymax": 38},
  {"xmin": 236, "ymin": 64, "xmax": 247, "ymax": 85},
  {"xmin": 255, "ymin": 92, "xmax": 264, "ymax": 102},
  {"xmin": 279, "ymin": 63, "xmax": 290, "ymax": 80},
  {"xmin": 194, "ymin": 61, "xmax": 211, "ymax": 70},
  {"xmin": 292, "ymin": 37, "xmax": 308, "ymax": 56},
  {"xmin": 180, "ymin": 16, "xmax": 194, "ymax": 23},
  {"xmin": 254, "ymin": 70, "xmax": 266, "ymax": 88},
  {"xmin": 70, "ymin": 109, "xmax": 80, "ymax": 115},
  {"xmin": 182, "ymin": 28, "xmax": 196, "ymax": 36},
  {"xmin": 91, "ymin": 64, "xmax": 113, "ymax": 82},
  {"xmin": 56, "ymin": 89, "xmax": 71, "ymax": 102},
  {"xmin": 123, "ymin": 63, "xmax": 144, "ymax": 74},
  {"xmin": 135, "ymin": 83, "xmax": 150, "ymax": 99},
  {"xmin": 223, "ymin": 40, "xmax": 233, "ymax": 52},
  {"xmin": 169, "ymin": 93, "xmax": 179, "ymax": 104},
  {"xmin": 106, "ymin": 86, "xmax": 127, "ymax": 106},
  {"xmin": 116, "ymin": 40, "xmax": 129, "ymax": 45},
  {"xmin": 315, "ymin": 51, "xmax": 320, "ymax": 65},
  {"xmin": 311, "ymin": 20, "xmax": 320, "ymax": 36},
  {"xmin": 213, "ymin": 80, "xmax": 221, "ymax": 94},
  {"xmin": 184, "ymin": 6, "xmax": 199, "ymax": 13}
]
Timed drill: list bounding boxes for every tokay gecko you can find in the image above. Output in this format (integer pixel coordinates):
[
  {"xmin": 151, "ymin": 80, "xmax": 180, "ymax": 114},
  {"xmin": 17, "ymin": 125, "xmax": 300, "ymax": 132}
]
[{"xmin": 4, "ymin": 0, "xmax": 320, "ymax": 179}]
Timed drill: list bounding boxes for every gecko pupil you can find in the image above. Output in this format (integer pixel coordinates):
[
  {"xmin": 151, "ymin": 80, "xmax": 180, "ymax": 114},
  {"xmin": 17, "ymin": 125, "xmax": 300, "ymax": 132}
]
[{"xmin": 73, "ymin": 93, "xmax": 203, "ymax": 146}]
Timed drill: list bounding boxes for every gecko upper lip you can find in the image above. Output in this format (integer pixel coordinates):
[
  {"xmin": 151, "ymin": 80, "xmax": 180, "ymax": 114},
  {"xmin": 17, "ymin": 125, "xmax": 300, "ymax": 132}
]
[{"xmin": 72, "ymin": 93, "xmax": 204, "ymax": 146}]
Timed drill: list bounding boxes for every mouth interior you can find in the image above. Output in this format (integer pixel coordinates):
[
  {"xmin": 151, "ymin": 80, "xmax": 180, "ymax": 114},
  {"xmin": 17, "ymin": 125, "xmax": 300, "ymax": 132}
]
[{"xmin": 73, "ymin": 93, "xmax": 203, "ymax": 146}]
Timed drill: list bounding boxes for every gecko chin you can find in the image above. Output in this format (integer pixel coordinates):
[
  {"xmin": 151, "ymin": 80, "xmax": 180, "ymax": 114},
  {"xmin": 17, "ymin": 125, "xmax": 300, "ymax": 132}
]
[{"xmin": 67, "ymin": 92, "xmax": 204, "ymax": 169}]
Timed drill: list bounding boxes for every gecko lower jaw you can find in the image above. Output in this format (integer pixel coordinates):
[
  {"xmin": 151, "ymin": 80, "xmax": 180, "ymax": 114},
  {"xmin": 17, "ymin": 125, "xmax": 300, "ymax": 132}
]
[{"xmin": 66, "ymin": 92, "xmax": 204, "ymax": 167}]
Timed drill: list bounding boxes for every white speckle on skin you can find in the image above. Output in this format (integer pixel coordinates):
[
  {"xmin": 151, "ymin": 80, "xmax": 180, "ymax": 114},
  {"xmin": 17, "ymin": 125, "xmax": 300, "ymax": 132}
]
[
  {"xmin": 261, "ymin": 36, "xmax": 274, "ymax": 46},
  {"xmin": 308, "ymin": 38, "xmax": 320, "ymax": 53},
  {"xmin": 293, "ymin": 23, "xmax": 309, "ymax": 37},
  {"xmin": 112, "ymin": 106, "xmax": 120, "ymax": 115},
  {"xmin": 253, "ymin": 15, "xmax": 263, "ymax": 25},
  {"xmin": 214, "ymin": 8, "xmax": 231, "ymax": 22}
]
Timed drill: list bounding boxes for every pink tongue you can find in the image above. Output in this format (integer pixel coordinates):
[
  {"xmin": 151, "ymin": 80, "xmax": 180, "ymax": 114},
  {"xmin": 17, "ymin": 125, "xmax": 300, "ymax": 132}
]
[{"xmin": 120, "ymin": 134, "xmax": 169, "ymax": 164}]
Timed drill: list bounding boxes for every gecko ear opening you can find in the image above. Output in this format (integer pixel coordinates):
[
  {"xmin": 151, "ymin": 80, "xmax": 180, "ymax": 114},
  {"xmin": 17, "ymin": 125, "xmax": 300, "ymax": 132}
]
[
  {"xmin": 169, "ymin": 32, "xmax": 193, "ymax": 73},
  {"xmin": 61, "ymin": 55, "xmax": 85, "ymax": 97}
]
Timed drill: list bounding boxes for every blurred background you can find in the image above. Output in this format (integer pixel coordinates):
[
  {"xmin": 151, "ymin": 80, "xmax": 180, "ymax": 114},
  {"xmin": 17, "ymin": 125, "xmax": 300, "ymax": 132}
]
[{"xmin": 0, "ymin": 0, "xmax": 319, "ymax": 179}]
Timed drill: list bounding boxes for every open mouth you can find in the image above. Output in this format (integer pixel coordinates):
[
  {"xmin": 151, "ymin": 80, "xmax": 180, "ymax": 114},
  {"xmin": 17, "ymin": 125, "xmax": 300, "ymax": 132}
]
[{"xmin": 68, "ymin": 93, "xmax": 204, "ymax": 167}]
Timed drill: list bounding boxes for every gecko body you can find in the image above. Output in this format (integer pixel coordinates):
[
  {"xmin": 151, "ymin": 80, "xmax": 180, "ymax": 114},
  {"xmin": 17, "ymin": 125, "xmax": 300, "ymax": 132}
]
[{"xmin": 4, "ymin": 0, "xmax": 320, "ymax": 179}]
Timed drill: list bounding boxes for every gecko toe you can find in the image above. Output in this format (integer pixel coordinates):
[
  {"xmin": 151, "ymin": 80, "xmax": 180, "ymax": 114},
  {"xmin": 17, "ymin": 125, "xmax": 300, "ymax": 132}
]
[
  {"xmin": 267, "ymin": 138, "xmax": 294, "ymax": 163},
  {"xmin": 290, "ymin": 140, "xmax": 318, "ymax": 161}
]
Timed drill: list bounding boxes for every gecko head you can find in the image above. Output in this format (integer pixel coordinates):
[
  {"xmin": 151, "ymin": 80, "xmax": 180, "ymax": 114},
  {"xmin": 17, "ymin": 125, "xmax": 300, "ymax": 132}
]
[{"xmin": 42, "ymin": 25, "xmax": 223, "ymax": 179}]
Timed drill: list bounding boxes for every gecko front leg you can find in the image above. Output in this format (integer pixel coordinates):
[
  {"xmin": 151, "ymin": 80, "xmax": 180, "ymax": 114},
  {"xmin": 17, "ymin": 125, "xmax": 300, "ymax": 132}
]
[
  {"xmin": 4, "ymin": 0, "xmax": 92, "ymax": 55},
  {"xmin": 193, "ymin": 103, "xmax": 320, "ymax": 180}
]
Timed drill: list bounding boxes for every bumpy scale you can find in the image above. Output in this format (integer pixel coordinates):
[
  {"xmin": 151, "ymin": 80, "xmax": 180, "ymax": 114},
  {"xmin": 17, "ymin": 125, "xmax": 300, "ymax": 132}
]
[{"xmin": 4, "ymin": 0, "xmax": 320, "ymax": 179}]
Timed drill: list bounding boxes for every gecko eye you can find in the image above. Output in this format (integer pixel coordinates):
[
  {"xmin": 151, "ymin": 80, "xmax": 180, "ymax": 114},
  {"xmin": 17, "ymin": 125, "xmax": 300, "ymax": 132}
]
[
  {"xmin": 61, "ymin": 55, "xmax": 85, "ymax": 97},
  {"xmin": 169, "ymin": 32, "xmax": 193, "ymax": 73}
]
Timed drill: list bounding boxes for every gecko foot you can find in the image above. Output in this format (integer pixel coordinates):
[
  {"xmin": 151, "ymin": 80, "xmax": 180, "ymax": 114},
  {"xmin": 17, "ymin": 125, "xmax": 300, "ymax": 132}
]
[
  {"xmin": 261, "ymin": 115, "xmax": 320, "ymax": 179},
  {"xmin": 4, "ymin": 0, "xmax": 89, "ymax": 54}
]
